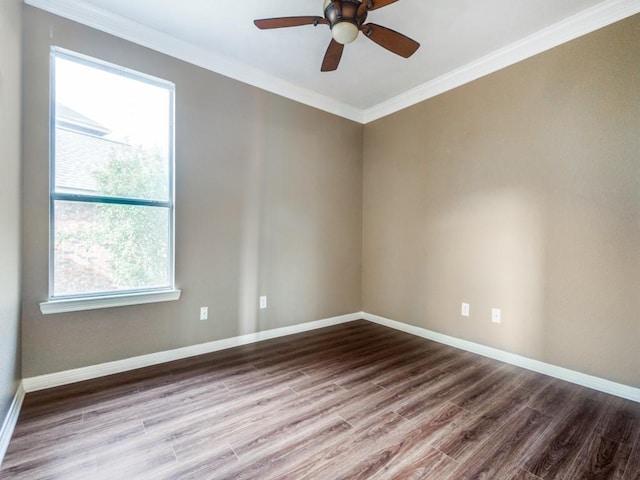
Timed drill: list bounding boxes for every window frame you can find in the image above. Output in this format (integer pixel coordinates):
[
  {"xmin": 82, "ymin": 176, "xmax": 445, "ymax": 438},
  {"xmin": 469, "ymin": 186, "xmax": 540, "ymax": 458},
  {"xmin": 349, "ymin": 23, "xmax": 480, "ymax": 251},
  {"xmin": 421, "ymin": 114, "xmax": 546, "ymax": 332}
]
[{"xmin": 40, "ymin": 47, "xmax": 180, "ymax": 314}]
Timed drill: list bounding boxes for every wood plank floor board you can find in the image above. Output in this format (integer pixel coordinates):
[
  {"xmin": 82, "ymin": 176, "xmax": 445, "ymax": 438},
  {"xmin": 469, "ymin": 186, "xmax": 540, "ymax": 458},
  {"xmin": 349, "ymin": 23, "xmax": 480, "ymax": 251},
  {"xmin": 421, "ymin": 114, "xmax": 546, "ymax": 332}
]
[
  {"xmin": 146, "ymin": 368, "xmax": 300, "ymax": 424},
  {"xmin": 450, "ymin": 406, "xmax": 552, "ymax": 479},
  {"xmin": 83, "ymin": 374, "xmax": 230, "ymax": 416},
  {"xmin": 159, "ymin": 443, "xmax": 239, "ymax": 479},
  {"xmin": 3, "ymin": 411, "xmax": 147, "ymax": 454},
  {"xmin": 18, "ymin": 382, "xmax": 141, "ymax": 422},
  {"xmin": 94, "ymin": 437, "xmax": 179, "ymax": 478},
  {"xmin": 273, "ymin": 410, "xmax": 410, "ymax": 480},
  {"xmin": 394, "ymin": 362, "xmax": 496, "ymax": 421},
  {"xmin": 7, "ymin": 411, "xmax": 84, "ymax": 443},
  {"xmin": 622, "ymin": 435, "xmax": 640, "ymax": 480},
  {"xmin": 296, "ymin": 336, "xmax": 421, "ymax": 378},
  {"xmin": 143, "ymin": 385, "xmax": 299, "ymax": 441},
  {"xmin": 291, "ymin": 345, "xmax": 421, "ymax": 392},
  {"xmin": 216, "ymin": 416, "xmax": 354, "ymax": 480},
  {"xmin": 0, "ymin": 418, "xmax": 147, "ymax": 475},
  {"xmin": 163, "ymin": 388, "xmax": 300, "ymax": 456},
  {"xmin": 224, "ymin": 383, "xmax": 381, "ymax": 458},
  {"xmin": 221, "ymin": 367, "xmax": 307, "ymax": 393},
  {"xmin": 0, "ymin": 453, "xmax": 99, "ymax": 480},
  {"xmin": 2, "ymin": 320, "xmax": 639, "ymax": 480},
  {"xmin": 334, "ymin": 347, "xmax": 439, "ymax": 390},
  {"xmin": 509, "ymin": 368, "xmax": 556, "ymax": 395},
  {"xmin": 337, "ymin": 367, "xmax": 452, "ymax": 427},
  {"xmin": 523, "ymin": 388, "xmax": 611, "ymax": 480},
  {"xmin": 563, "ymin": 432, "xmax": 632, "ymax": 480},
  {"xmin": 4, "ymin": 416, "xmax": 146, "ymax": 467},
  {"xmin": 447, "ymin": 363, "xmax": 517, "ymax": 413},
  {"xmin": 433, "ymin": 383, "xmax": 535, "ymax": 463},
  {"xmin": 371, "ymin": 444, "xmax": 458, "ymax": 480},
  {"xmin": 511, "ymin": 467, "xmax": 545, "ymax": 480},
  {"xmin": 329, "ymin": 402, "xmax": 467, "ymax": 480},
  {"xmin": 596, "ymin": 397, "xmax": 640, "ymax": 446},
  {"xmin": 370, "ymin": 348, "xmax": 462, "ymax": 389},
  {"xmin": 165, "ymin": 381, "xmax": 359, "ymax": 461},
  {"xmin": 436, "ymin": 350, "xmax": 494, "ymax": 373},
  {"xmin": 526, "ymin": 378, "xmax": 579, "ymax": 416}
]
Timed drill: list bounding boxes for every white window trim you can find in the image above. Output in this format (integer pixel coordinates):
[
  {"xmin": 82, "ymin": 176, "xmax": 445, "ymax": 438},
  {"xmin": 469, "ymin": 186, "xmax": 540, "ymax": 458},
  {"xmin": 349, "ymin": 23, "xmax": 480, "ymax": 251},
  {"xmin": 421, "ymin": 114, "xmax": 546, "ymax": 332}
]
[
  {"xmin": 48, "ymin": 47, "xmax": 178, "ymax": 311},
  {"xmin": 40, "ymin": 289, "xmax": 181, "ymax": 315}
]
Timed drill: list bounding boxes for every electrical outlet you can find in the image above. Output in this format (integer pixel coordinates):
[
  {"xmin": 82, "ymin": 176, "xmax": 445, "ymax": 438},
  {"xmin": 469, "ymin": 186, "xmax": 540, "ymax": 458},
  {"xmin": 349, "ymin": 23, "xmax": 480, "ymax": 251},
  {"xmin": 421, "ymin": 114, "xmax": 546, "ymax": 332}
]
[
  {"xmin": 200, "ymin": 307, "xmax": 208, "ymax": 321},
  {"xmin": 461, "ymin": 303, "xmax": 470, "ymax": 317},
  {"xmin": 492, "ymin": 308, "xmax": 501, "ymax": 324},
  {"xmin": 259, "ymin": 296, "xmax": 267, "ymax": 309}
]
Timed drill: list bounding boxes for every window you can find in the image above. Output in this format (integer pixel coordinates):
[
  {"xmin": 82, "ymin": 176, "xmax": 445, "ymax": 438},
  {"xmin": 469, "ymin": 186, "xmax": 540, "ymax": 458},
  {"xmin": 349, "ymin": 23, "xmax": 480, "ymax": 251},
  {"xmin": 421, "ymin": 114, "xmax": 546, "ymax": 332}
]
[{"xmin": 41, "ymin": 48, "xmax": 179, "ymax": 314}]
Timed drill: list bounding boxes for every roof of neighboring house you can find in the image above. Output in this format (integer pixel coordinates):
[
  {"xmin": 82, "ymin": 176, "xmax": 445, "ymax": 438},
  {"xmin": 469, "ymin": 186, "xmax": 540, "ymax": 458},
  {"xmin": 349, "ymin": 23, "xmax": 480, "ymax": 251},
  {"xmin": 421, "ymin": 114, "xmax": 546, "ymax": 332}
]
[
  {"xmin": 56, "ymin": 104, "xmax": 112, "ymax": 137},
  {"xmin": 55, "ymin": 104, "xmax": 130, "ymax": 194},
  {"xmin": 55, "ymin": 128, "xmax": 124, "ymax": 193}
]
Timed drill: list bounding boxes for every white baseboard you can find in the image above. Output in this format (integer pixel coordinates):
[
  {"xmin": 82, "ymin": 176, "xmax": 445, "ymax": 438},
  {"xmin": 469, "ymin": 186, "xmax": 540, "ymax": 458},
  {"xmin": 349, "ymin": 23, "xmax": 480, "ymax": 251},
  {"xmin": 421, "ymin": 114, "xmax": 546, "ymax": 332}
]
[
  {"xmin": 22, "ymin": 312, "xmax": 362, "ymax": 393},
  {"xmin": 0, "ymin": 381, "xmax": 25, "ymax": 467},
  {"xmin": 20, "ymin": 311, "xmax": 640, "ymax": 404},
  {"xmin": 362, "ymin": 312, "xmax": 640, "ymax": 403}
]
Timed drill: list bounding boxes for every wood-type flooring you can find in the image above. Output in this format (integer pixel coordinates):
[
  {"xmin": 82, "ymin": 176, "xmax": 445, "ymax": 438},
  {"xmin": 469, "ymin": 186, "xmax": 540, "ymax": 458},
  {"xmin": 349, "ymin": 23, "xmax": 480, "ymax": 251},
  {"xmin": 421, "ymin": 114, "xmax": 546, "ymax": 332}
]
[{"xmin": 1, "ymin": 320, "xmax": 639, "ymax": 479}]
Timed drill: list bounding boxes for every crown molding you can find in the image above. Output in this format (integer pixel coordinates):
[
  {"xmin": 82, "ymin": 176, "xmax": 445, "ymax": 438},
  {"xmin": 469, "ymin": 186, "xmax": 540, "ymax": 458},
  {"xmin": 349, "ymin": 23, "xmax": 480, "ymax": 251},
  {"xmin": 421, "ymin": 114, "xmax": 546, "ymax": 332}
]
[
  {"xmin": 23, "ymin": 0, "xmax": 365, "ymax": 123},
  {"xmin": 25, "ymin": 0, "xmax": 640, "ymax": 124},
  {"xmin": 363, "ymin": 0, "xmax": 640, "ymax": 123}
]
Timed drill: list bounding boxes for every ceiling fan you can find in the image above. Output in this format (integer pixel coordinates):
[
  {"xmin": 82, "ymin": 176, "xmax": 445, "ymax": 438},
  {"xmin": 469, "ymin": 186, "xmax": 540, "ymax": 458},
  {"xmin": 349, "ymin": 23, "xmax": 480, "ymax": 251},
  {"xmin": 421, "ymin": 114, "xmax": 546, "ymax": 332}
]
[{"xmin": 254, "ymin": 0, "xmax": 420, "ymax": 72}]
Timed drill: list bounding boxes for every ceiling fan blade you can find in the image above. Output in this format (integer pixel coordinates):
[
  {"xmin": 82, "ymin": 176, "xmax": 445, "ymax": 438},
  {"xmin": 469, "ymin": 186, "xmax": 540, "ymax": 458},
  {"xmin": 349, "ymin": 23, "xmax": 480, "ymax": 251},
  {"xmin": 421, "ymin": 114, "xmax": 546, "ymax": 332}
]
[
  {"xmin": 254, "ymin": 16, "xmax": 328, "ymax": 29},
  {"xmin": 361, "ymin": 23, "xmax": 420, "ymax": 58},
  {"xmin": 357, "ymin": 0, "xmax": 369, "ymax": 17},
  {"xmin": 321, "ymin": 39, "xmax": 344, "ymax": 72},
  {"xmin": 369, "ymin": 0, "xmax": 399, "ymax": 11}
]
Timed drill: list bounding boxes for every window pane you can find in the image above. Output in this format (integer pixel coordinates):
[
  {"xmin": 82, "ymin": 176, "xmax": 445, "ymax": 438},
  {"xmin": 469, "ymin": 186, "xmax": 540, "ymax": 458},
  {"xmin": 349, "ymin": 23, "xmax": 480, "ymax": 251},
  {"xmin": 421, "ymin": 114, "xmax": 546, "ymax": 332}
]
[
  {"xmin": 53, "ymin": 201, "xmax": 170, "ymax": 297},
  {"xmin": 50, "ymin": 48, "xmax": 175, "ymax": 301},
  {"xmin": 54, "ymin": 56, "xmax": 171, "ymax": 201}
]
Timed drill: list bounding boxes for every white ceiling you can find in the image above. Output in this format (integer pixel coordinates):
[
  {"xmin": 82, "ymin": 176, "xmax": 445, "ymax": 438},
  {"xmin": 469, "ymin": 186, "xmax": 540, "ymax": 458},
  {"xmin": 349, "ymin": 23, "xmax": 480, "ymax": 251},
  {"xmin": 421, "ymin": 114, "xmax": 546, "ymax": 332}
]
[{"xmin": 26, "ymin": 0, "xmax": 640, "ymax": 123}]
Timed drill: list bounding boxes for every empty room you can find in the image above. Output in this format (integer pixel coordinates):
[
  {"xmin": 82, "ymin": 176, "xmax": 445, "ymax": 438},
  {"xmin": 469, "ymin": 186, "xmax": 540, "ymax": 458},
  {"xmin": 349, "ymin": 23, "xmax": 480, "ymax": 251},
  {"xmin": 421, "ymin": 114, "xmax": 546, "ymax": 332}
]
[{"xmin": 1, "ymin": 0, "xmax": 639, "ymax": 478}]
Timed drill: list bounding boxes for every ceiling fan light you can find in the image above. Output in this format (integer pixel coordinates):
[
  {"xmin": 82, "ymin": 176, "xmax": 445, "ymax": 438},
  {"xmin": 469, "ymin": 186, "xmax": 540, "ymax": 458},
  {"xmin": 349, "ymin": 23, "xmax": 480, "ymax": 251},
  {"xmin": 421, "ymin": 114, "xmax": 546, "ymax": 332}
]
[{"xmin": 332, "ymin": 21, "xmax": 359, "ymax": 44}]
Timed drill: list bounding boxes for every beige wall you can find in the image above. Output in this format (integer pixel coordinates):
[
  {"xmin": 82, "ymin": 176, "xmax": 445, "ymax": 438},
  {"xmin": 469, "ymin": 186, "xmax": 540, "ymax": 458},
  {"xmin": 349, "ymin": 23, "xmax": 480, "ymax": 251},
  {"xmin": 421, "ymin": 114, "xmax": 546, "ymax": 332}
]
[
  {"xmin": 0, "ymin": 0, "xmax": 22, "ymax": 423},
  {"xmin": 20, "ymin": 5, "xmax": 640, "ymax": 389},
  {"xmin": 21, "ymin": 7, "xmax": 363, "ymax": 377},
  {"xmin": 363, "ymin": 15, "xmax": 640, "ymax": 387}
]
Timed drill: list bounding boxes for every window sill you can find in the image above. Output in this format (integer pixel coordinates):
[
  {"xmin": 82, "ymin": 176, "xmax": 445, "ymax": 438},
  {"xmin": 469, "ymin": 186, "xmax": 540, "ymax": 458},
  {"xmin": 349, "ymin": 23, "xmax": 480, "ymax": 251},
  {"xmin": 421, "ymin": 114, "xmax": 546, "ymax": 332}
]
[{"xmin": 40, "ymin": 289, "xmax": 182, "ymax": 315}]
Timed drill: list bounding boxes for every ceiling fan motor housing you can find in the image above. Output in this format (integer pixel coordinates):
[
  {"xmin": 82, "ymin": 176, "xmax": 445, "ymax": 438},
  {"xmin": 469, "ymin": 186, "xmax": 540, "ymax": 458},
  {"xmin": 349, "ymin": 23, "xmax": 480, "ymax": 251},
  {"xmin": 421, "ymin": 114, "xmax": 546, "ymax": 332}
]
[{"xmin": 323, "ymin": 0, "xmax": 368, "ymax": 44}]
